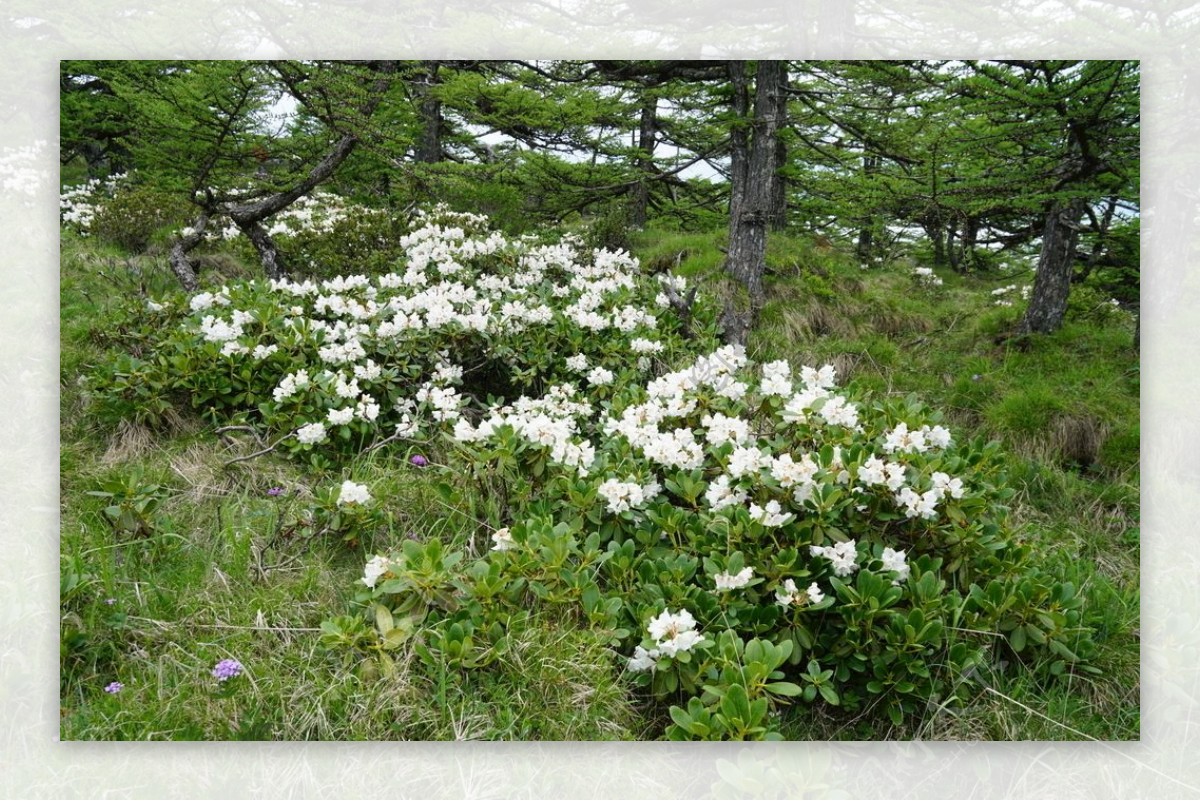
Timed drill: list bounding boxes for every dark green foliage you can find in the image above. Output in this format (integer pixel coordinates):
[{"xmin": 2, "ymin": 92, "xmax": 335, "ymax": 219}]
[{"xmin": 89, "ymin": 182, "xmax": 193, "ymax": 252}]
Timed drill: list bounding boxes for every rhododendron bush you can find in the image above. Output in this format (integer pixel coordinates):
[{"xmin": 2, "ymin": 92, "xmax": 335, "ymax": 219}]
[
  {"xmin": 88, "ymin": 206, "xmax": 720, "ymax": 464},
  {"xmin": 356, "ymin": 343, "xmax": 1097, "ymax": 738}
]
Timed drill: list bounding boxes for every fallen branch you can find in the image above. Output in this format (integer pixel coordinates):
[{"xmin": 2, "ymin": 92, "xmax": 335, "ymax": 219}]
[{"xmin": 223, "ymin": 433, "xmax": 292, "ymax": 467}]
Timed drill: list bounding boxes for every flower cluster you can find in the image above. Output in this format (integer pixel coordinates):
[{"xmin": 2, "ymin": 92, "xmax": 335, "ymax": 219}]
[
  {"xmin": 990, "ymin": 284, "xmax": 1032, "ymax": 307},
  {"xmin": 911, "ymin": 266, "xmax": 943, "ymax": 288},
  {"xmin": 211, "ymin": 658, "xmax": 243, "ymax": 682},
  {"xmin": 60, "ymin": 173, "xmax": 125, "ymax": 233},
  {"xmin": 628, "ymin": 608, "xmax": 706, "ymax": 672},
  {"xmin": 338, "ymin": 480, "xmax": 371, "ymax": 505}
]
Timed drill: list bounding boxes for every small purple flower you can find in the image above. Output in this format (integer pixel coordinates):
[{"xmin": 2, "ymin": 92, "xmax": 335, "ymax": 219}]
[
  {"xmin": 266, "ymin": 486, "xmax": 285, "ymax": 497},
  {"xmin": 212, "ymin": 658, "xmax": 244, "ymax": 682},
  {"xmin": 104, "ymin": 598, "xmax": 116, "ymax": 606},
  {"xmin": 410, "ymin": 455, "xmax": 429, "ymax": 467},
  {"xmin": 104, "ymin": 681, "xmax": 124, "ymax": 694}
]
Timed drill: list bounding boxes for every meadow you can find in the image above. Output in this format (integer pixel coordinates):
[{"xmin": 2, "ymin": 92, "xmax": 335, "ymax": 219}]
[{"xmin": 59, "ymin": 190, "xmax": 1139, "ymax": 741}]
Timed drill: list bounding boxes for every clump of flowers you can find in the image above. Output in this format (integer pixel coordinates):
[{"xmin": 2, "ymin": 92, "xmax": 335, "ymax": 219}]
[
  {"xmin": 89, "ymin": 205, "xmax": 719, "ymax": 465},
  {"xmin": 211, "ymin": 658, "xmax": 243, "ymax": 682},
  {"xmin": 911, "ymin": 266, "xmax": 943, "ymax": 288},
  {"xmin": 103, "ymin": 681, "xmax": 124, "ymax": 694},
  {"xmin": 337, "ymin": 480, "xmax": 371, "ymax": 505}
]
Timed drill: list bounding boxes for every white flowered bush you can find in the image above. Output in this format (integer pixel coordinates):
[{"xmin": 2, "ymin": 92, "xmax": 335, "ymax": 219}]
[
  {"xmin": 355, "ymin": 344, "xmax": 1096, "ymax": 738},
  {"xmin": 89, "ymin": 205, "xmax": 721, "ymax": 466}
]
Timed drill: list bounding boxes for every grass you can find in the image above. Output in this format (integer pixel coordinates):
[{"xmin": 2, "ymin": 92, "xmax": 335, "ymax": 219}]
[{"xmin": 60, "ymin": 225, "xmax": 1139, "ymax": 741}]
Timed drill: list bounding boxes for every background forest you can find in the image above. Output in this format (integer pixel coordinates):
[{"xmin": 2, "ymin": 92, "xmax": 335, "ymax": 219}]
[{"xmin": 59, "ymin": 59, "xmax": 1140, "ymax": 741}]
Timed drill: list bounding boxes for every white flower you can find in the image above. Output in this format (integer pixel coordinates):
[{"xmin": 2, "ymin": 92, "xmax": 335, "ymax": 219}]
[
  {"xmin": 806, "ymin": 582, "xmax": 825, "ymax": 604},
  {"xmin": 896, "ymin": 487, "xmax": 939, "ymax": 519},
  {"xmin": 252, "ymin": 344, "xmax": 279, "ymax": 360},
  {"xmin": 880, "ymin": 547, "xmax": 910, "ymax": 584},
  {"xmin": 931, "ymin": 471, "xmax": 965, "ymax": 499},
  {"xmin": 701, "ymin": 412, "xmax": 749, "ymax": 446},
  {"xmin": 883, "ymin": 422, "xmax": 928, "ymax": 455},
  {"xmin": 760, "ymin": 360, "xmax": 792, "ymax": 397},
  {"xmin": 857, "ymin": 455, "xmax": 888, "ymax": 486},
  {"xmin": 727, "ymin": 445, "xmax": 767, "ymax": 479},
  {"xmin": 490, "ymin": 527, "xmax": 515, "ymax": 552},
  {"xmin": 587, "ymin": 366, "xmax": 614, "ymax": 386},
  {"xmin": 810, "ymin": 540, "xmax": 859, "ymax": 577},
  {"xmin": 771, "ymin": 452, "xmax": 818, "ymax": 488},
  {"xmin": 338, "ymin": 480, "xmax": 371, "ymax": 505},
  {"xmin": 327, "ymin": 407, "xmax": 355, "ymax": 426},
  {"xmin": 628, "ymin": 645, "xmax": 660, "ymax": 673},
  {"xmin": 630, "ymin": 337, "xmax": 664, "ymax": 354},
  {"xmin": 355, "ymin": 395, "xmax": 380, "ymax": 422},
  {"xmin": 800, "ymin": 365, "xmax": 837, "ymax": 390},
  {"xmin": 362, "ymin": 555, "xmax": 394, "ymax": 588},
  {"xmin": 705, "ymin": 474, "xmax": 746, "ymax": 511},
  {"xmin": 775, "ymin": 579, "xmax": 800, "ymax": 607},
  {"xmin": 565, "ymin": 354, "xmax": 589, "ymax": 372},
  {"xmin": 646, "ymin": 609, "xmax": 705, "ymax": 657},
  {"xmin": 295, "ymin": 422, "xmax": 327, "ymax": 444},
  {"xmin": 926, "ymin": 425, "xmax": 953, "ymax": 449},
  {"xmin": 713, "ymin": 567, "xmax": 754, "ymax": 591},
  {"xmin": 749, "ymin": 499, "xmax": 794, "ymax": 528}
]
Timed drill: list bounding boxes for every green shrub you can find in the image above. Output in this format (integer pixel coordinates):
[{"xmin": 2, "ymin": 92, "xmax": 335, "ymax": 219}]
[
  {"xmin": 341, "ymin": 346, "xmax": 1097, "ymax": 739},
  {"xmin": 90, "ymin": 183, "xmax": 193, "ymax": 252}
]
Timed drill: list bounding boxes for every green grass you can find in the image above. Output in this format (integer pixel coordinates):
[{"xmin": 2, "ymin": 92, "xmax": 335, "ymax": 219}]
[{"xmin": 61, "ymin": 226, "xmax": 1139, "ymax": 740}]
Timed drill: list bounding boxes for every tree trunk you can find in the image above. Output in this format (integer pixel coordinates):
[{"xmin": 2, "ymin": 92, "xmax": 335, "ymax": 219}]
[
  {"xmin": 960, "ymin": 215, "xmax": 978, "ymax": 271},
  {"xmin": 947, "ymin": 218, "xmax": 961, "ymax": 272},
  {"xmin": 167, "ymin": 212, "xmax": 209, "ymax": 293},
  {"xmin": 722, "ymin": 60, "xmax": 786, "ymax": 346},
  {"xmin": 630, "ymin": 94, "xmax": 657, "ymax": 228},
  {"xmin": 769, "ymin": 110, "xmax": 788, "ymax": 231},
  {"xmin": 923, "ymin": 214, "xmax": 946, "ymax": 266},
  {"xmin": 240, "ymin": 221, "xmax": 286, "ymax": 281},
  {"xmin": 415, "ymin": 62, "xmax": 443, "ymax": 164},
  {"xmin": 855, "ymin": 154, "xmax": 880, "ymax": 261},
  {"xmin": 1018, "ymin": 198, "xmax": 1086, "ymax": 335}
]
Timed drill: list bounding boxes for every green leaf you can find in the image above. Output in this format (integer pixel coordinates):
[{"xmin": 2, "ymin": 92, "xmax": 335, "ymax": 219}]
[
  {"xmin": 1010, "ymin": 625, "xmax": 1027, "ymax": 653},
  {"xmin": 373, "ymin": 604, "xmax": 394, "ymax": 636},
  {"xmin": 764, "ymin": 681, "xmax": 803, "ymax": 697}
]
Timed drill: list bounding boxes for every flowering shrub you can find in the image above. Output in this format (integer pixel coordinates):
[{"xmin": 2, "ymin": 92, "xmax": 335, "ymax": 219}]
[
  {"xmin": 990, "ymin": 284, "xmax": 1032, "ymax": 308},
  {"xmin": 911, "ymin": 266, "xmax": 943, "ymax": 288},
  {"xmin": 90, "ymin": 183, "xmax": 194, "ymax": 251},
  {"xmin": 60, "ymin": 174, "xmax": 126, "ymax": 235},
  {"xmin": 344, "ymin": 345, "xmax": 1096, "ymax": 738},
  {"xmin": 89, "ymin": 206, "xmax": 719, "ymax": 468}
]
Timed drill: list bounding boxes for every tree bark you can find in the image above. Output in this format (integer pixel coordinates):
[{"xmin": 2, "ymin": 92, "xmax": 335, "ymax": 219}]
[
  {"xmin": 240, "ymin": 221, "xmax": 286, "ymax": 281},
  {"xmin": 167, "ymin": 212, "xmax": 209, "ymax": 293},
  {"xmin": 415, "ymin": 62, "xmax": 443, "ymax": 164},
  {"xmin": 722, "ymin": 60, "xmax": 786, "ymax": 346},
  {"xmin": 630, "ymin": 94, "xmax": 658, "ymax": 228},
  {"xmin": 1018, "ymin": 198, "xmax": 1086, "ymax": 335},
  {"xmin": 769, "ymin": 110, "xmax": 789, "ymax": 231}
]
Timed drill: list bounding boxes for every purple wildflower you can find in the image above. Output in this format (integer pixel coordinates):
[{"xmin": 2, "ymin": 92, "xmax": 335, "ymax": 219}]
[
  {"xmin": 104, "ymin": 598, "xmax": 116, "ymax": 606},
  {"xmin": 410, "ymin": 454, "xmax": 429, "ymax": 467},
  {"xmin": 104, "ymin": 681, "xmax": 124, "ymax": 694},
  {"xmin": 212, "ymin": 658, "xmax": 243, "ymax": 682},
  {"xmin": 266, "ymin": 487, "xmax": 285, "ymax": 497}
]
